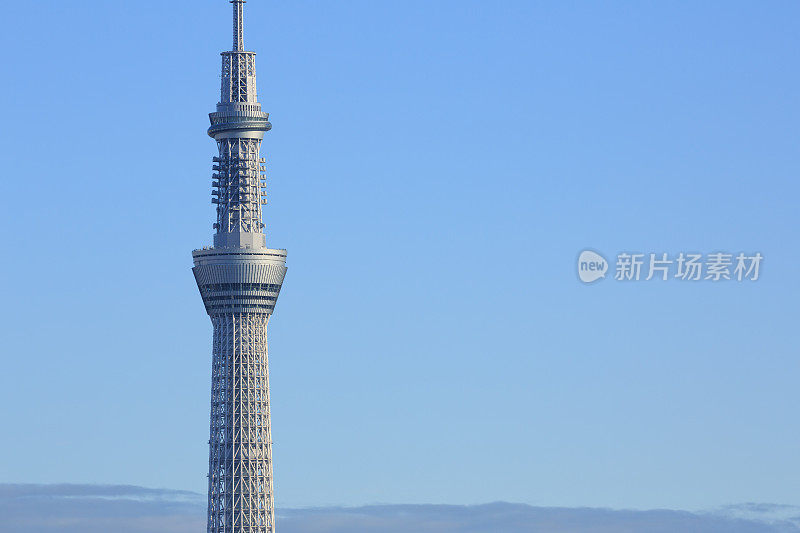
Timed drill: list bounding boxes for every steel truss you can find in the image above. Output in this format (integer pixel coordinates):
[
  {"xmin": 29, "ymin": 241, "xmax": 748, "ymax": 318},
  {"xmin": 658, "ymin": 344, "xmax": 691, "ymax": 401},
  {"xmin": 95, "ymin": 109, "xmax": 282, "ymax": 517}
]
[
  {"xmin": 208, "ymin": 313, "xmax": 275, "ymax": 533},
  {"xmin": 212, "ymin": 138, "xmax": 267, "ymax": 235}
]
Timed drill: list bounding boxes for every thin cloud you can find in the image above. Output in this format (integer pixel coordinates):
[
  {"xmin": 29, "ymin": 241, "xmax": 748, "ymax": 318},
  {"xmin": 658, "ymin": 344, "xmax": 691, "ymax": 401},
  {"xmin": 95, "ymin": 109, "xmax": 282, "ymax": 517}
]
[
  {"xmin": 0, "ymin": 484, "xmax": 204, "ymax": 533},
  {"xmin": 1, "ymin": 484, "xmax": 798, "ymax": 533},
  {"xmin": 279, "ymin": 503, "xmax": 800, "ymax": 533},
  {"xmin": 709, "ymin": 503, "xmax": 800, "ymax": 529}
]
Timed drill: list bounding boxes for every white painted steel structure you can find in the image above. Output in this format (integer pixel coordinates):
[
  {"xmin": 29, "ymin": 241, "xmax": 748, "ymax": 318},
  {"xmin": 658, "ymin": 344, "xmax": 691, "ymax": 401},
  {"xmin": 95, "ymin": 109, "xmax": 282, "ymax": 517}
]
[{"xmin": 193, "ymin": 2, "xmax": 286, "ymax": 532}]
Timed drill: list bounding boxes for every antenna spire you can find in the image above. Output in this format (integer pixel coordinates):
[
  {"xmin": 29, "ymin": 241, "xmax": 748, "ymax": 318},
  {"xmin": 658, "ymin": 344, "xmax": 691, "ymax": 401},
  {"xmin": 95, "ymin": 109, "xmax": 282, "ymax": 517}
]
[{"xmin": 232, "ymin": 0, "xmax": 246, "ymax": 51}]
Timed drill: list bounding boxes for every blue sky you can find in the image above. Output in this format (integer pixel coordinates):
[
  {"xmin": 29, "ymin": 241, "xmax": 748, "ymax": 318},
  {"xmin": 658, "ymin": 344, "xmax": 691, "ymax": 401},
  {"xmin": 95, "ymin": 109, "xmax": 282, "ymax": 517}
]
[{"xmin": 0, "ymin": 0, "xmax": 798, "ymax": 512}]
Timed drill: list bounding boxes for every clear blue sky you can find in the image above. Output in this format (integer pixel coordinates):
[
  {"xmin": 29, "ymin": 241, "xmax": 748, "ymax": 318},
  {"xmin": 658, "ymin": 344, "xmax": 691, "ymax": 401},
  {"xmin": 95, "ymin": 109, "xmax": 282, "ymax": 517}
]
[{"xmin": 1, "ymin": 0, "xmax": 798, "ymax": 511}]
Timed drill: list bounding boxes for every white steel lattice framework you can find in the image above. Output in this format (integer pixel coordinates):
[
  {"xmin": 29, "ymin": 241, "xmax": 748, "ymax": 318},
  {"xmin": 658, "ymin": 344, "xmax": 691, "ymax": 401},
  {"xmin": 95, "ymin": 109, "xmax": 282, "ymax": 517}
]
[{"xmin": 192, "ymin": 2, "xmax": 287, "ymax": 533}]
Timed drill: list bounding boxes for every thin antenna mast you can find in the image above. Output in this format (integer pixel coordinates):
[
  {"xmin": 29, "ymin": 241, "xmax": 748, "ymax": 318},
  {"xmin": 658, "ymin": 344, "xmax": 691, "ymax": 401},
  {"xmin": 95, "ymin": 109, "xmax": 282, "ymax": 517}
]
[{"xmin": 232, "ymin": 0, "xmax": 246, "ymax": 51}]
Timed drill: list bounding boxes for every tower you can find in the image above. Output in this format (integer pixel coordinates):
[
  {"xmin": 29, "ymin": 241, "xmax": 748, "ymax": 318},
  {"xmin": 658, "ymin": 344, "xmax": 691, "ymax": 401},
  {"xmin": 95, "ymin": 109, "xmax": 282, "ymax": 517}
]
[{"xmin": 192, "ymin": 2, "xmax": 287, "ymax": 532}]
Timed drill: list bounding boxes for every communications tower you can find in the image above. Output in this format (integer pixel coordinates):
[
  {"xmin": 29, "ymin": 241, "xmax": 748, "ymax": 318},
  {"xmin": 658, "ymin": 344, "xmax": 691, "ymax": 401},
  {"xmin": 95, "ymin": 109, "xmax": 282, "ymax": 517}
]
[{"xmin": 192, "ymin": 1, "xmax": 287, "ymax": 532}]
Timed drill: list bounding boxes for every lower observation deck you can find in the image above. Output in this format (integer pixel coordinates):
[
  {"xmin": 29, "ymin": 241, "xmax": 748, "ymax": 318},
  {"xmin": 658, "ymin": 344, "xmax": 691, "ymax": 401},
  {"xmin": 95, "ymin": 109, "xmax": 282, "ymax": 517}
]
[{"xmin": 193, "ymin": 247, "xmax": 287, "ymax": 316}]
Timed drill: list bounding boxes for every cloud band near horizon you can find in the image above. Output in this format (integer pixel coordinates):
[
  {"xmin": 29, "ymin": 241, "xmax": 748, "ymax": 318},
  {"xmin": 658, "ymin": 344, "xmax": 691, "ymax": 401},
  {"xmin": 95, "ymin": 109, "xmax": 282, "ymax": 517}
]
[{"xmin": 1, "ymin": 484, "xmax": 798, "ymax": 533}]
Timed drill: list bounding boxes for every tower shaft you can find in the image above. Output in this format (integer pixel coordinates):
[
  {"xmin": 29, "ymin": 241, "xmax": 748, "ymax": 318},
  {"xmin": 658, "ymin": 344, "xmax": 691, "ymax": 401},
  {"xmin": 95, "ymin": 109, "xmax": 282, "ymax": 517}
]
[
  {"xmin": 193, "ymin": 2, "xmax": 286, "ymax": 533},
  {"xmin": 208, "ymin": 313, "xmax": 274, "ymax": 532}
]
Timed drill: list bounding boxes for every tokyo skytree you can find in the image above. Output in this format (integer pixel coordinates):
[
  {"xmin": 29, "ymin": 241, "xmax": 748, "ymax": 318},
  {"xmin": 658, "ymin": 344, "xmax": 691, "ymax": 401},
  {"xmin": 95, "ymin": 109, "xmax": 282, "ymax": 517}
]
[{"xmin": 192, "ymin": 1, "xmax": 287, "ymax": 532}]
